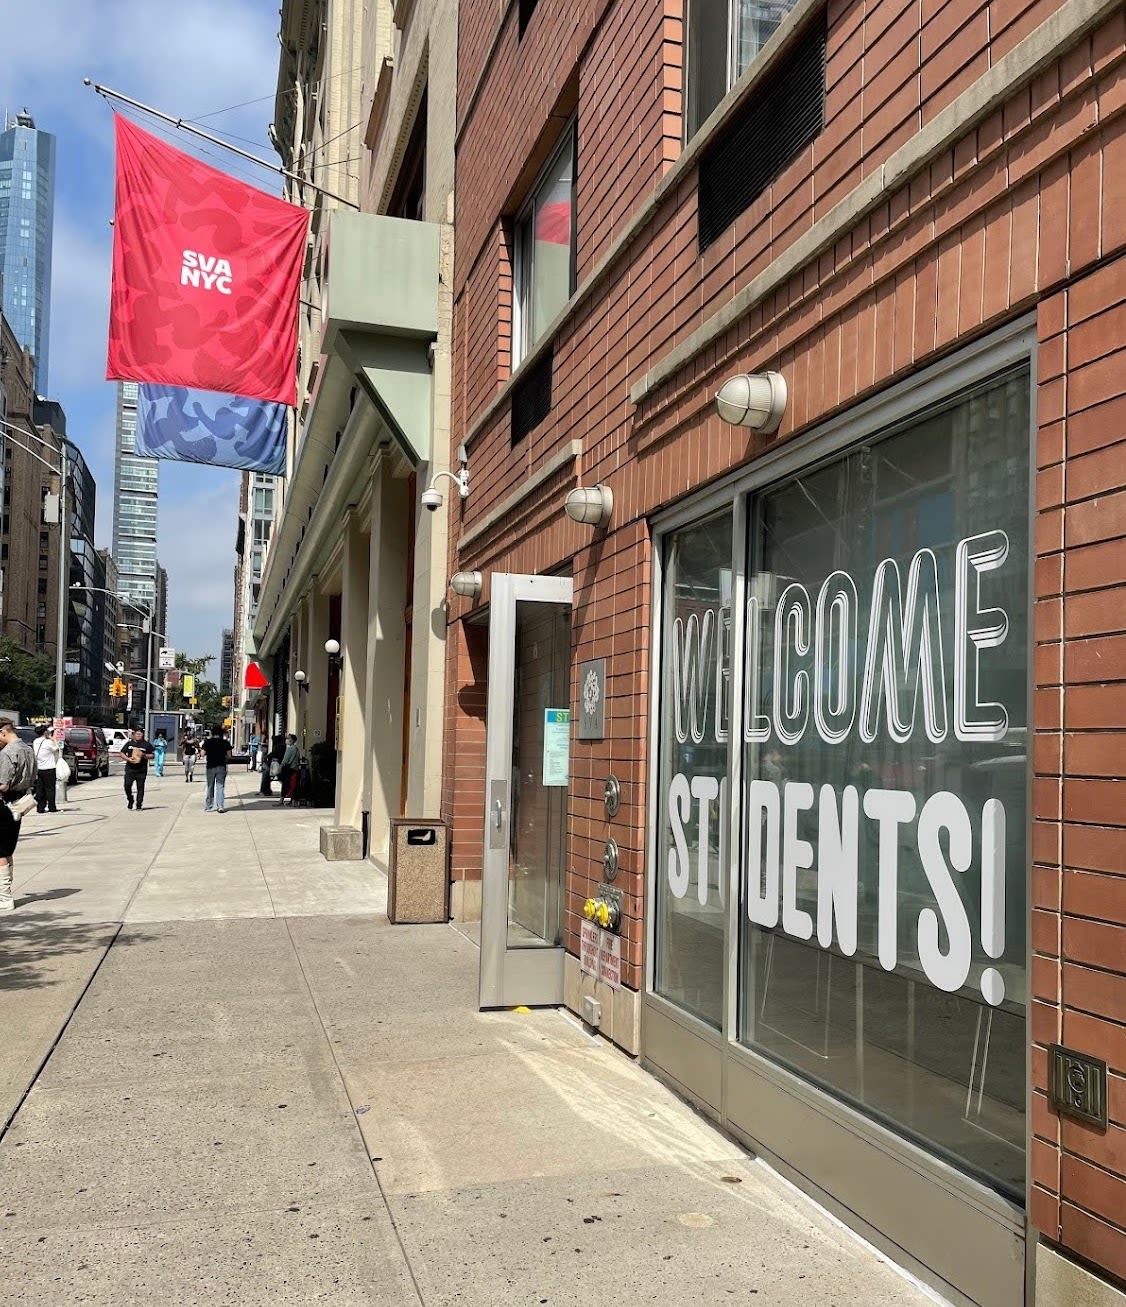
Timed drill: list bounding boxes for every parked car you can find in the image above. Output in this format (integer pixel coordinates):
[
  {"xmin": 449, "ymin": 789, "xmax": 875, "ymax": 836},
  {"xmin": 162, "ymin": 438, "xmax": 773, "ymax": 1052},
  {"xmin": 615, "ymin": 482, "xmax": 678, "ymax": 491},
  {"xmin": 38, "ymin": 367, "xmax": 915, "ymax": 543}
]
[
  {"xmin": 15, "ymin": 728, "xmax": 81, "ymax": 783},
  {"xmin": 65, "ymin": 726, "xmax": 111, "ymax": 779},
  {"xmin": 106, "ymin": 728, "xmax": 132, "ymax": 754}
]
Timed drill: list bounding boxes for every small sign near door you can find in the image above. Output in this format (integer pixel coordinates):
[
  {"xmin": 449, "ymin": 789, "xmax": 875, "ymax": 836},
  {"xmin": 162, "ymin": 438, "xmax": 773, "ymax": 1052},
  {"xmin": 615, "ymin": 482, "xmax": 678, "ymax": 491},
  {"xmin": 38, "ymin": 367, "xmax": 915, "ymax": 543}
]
[
  {"xmin": 580, "ymin": 919, "xmax": 621, "ymax": 989},
  {"xmin": 542, "ymin": 708, "xmax": 570, "ymax": 786}
]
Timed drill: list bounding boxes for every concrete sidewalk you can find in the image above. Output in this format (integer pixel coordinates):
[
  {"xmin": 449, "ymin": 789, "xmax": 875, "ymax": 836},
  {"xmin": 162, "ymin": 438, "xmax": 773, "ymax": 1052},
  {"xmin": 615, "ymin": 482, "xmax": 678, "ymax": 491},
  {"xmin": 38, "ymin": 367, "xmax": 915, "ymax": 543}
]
[{"xmin": 0, "ymin": 768, "xmax": 934, "ymax": 1305}]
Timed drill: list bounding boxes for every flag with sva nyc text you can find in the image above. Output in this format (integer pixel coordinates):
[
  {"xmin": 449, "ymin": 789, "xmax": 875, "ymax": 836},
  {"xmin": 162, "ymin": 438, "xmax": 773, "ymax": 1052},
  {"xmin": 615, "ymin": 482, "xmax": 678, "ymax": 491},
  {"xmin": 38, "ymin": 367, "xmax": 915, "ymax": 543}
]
[
  {"xmin": 135, "ymin": 385, "xmax": 287, "ymax": 476},
  {"xmin": 106, "ymin": 114, "xmax": 308, "ymax": 407}
]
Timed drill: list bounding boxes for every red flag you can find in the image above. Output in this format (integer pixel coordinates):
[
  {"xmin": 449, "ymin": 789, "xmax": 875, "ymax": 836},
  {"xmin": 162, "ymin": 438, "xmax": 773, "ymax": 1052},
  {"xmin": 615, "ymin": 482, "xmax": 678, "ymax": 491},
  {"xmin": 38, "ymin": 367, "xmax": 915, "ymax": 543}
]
[{"xmin": 106, "ymin": 115, "xmax": 309, "ymax": 407}]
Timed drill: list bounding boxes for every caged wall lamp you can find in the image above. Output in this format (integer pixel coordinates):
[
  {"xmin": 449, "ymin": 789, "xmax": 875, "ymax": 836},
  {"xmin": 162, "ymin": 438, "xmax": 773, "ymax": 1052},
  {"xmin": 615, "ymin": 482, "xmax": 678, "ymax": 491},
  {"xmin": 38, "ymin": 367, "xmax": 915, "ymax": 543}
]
[
  {"xmin": 448, "ymin": 571, "xmax": 482, "ymax": 600},
  {"xmin": 563, "ymin": 484, "xmax": 614, "ymax": 528},
  {"xmin": 714, "ymin": 371, "xmax": 788, "ymax": 432}
]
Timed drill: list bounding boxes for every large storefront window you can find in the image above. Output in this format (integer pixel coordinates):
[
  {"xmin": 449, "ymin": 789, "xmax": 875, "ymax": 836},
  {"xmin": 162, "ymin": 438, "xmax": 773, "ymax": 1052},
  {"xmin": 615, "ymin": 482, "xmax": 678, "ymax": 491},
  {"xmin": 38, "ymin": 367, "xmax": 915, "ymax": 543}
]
[
  {"xmin": 740, "ymin": 368, "xmax": 1030, "ymax": 1197},
  {"xmin": 654, "ymin": 514, "xmax": 733, "ymax": 1028}
]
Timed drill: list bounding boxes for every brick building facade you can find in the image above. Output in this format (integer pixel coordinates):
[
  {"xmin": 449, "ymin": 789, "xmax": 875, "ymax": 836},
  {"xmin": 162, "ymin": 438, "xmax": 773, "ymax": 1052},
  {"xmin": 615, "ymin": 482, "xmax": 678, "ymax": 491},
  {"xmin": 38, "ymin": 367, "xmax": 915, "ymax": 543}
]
[{"xmin": 443, "ymin": 0, "xmax": 1126, "ymax": 1302}]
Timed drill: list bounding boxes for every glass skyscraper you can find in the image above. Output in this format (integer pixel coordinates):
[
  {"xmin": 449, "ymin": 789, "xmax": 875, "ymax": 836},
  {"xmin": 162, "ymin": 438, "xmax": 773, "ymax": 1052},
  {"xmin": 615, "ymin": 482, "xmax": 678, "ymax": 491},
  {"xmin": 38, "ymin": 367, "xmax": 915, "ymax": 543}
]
[
  {"xmin": 111, "ymin": 381, "xmax": 161, "ymax": 621},
  {"xmin": 0, "ymin": 111, "xmax": 55, "ymax": 394}
]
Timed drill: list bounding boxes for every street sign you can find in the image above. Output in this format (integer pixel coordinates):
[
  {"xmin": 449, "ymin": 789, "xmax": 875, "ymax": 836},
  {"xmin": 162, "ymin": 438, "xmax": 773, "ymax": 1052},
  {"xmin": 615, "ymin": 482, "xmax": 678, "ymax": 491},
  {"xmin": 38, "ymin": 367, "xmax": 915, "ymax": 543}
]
[
  {"xmin": 182, "ymin": 674, "xmax": 195, "ymax": 697},
  {"xmin": 158, "ymin": 647, "xmax": 176, "ymax": 670}
]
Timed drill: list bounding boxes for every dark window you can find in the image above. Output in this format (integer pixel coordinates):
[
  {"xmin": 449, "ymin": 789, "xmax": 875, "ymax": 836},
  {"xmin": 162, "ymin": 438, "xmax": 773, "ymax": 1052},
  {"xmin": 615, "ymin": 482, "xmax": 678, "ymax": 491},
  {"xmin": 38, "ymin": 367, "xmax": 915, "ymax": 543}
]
[
  {"xmin": 697, "ymin": 14, "xmax": 826, "ymax": 251},
  {"xmin": 37, "ymin": 578, "xmax": 47, "ymax": 596},
  {"xmin": 518, "ymin": 0, "xmax": 539, "ymax": 37},
  {"xmin": 511, "ymin": 347, "xmax": 554, "ymax": 445},
  {"xmin": 388, "ymin": 89, "xmax": 427, "ymax": 222}
]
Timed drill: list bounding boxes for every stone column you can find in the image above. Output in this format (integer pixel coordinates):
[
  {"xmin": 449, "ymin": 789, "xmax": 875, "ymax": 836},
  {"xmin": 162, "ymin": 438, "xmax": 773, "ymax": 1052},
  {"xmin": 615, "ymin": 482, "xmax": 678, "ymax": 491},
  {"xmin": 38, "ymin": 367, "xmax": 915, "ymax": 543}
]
[
  {"xmin": 364, "ymin": 463, "xmax": 409, "ymax": 866},
  {"xmin": 328, "ymin": 512, "xmax": 369, "ymax": 854}
]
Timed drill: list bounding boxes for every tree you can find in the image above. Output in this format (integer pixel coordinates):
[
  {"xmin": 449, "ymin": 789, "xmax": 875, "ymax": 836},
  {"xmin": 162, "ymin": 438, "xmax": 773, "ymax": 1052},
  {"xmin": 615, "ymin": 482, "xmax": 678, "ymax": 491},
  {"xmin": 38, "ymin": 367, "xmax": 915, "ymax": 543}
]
[
  {"xmin": 163, "ymin": 652, "xmax": 215, "ymax": 714},
  {"xmin": 0, "ymin": 638, "xmax": 56, "ymax": 720}
]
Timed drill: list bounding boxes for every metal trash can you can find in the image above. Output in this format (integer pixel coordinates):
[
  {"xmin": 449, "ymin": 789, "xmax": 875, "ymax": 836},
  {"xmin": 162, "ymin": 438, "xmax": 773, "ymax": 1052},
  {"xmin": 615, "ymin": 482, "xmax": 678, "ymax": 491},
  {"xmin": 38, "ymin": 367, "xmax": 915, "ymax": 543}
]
[{"xmin": 388, "ymin": 818, "xmax": 448, "ymax": 924}]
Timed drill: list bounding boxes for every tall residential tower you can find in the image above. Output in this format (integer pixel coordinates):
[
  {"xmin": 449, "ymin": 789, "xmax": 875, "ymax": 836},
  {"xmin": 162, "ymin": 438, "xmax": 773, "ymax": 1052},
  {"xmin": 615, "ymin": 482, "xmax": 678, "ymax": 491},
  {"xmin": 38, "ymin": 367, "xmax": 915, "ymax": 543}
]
[
  {"xmin": 110, "ymin": 380, "xmax": 161, "ymax": 626},
  {"xmin": 0, "ymin": 110, "xmax": 55, "ymax": 394}
]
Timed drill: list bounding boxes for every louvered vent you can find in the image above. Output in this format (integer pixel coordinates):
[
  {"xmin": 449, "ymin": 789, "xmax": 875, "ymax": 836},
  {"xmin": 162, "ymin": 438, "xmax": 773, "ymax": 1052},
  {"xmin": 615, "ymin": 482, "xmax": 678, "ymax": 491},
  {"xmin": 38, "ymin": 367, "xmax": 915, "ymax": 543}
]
[
  {"xmin": 697, "ymin": 14, "xmax": 826, "ymax": 252},
  {"xmin": 511, "ymin": 347, "xmax": 553, "ymax": 445}
]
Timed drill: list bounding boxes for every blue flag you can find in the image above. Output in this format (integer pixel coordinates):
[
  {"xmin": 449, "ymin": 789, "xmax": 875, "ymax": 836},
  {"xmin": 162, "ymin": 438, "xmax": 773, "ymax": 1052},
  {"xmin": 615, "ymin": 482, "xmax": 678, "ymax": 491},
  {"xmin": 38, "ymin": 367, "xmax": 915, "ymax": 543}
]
[{"xmin": 135, "ymin": 385, "xmax": 288, "ymax": 475}]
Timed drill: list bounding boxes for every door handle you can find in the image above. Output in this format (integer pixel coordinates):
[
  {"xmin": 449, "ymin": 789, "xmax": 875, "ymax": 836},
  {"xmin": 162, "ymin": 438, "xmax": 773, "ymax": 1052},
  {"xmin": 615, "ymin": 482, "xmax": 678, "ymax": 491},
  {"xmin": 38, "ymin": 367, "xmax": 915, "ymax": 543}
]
[{"xmin": 493, "ymin": 799, "xmax": 504, "ymax": 830}]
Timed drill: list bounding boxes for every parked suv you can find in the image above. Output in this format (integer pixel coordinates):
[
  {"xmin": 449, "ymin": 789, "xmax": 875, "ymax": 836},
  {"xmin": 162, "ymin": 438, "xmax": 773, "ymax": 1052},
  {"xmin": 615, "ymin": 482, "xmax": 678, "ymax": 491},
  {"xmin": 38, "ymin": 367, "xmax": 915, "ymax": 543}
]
[
  {"xmin": 65, "ymin": 726, "xmax": 111, "ymax": 779},
  {"xmin": 15, "ymin": 728, "xmax": 80, "ymax": 783}
]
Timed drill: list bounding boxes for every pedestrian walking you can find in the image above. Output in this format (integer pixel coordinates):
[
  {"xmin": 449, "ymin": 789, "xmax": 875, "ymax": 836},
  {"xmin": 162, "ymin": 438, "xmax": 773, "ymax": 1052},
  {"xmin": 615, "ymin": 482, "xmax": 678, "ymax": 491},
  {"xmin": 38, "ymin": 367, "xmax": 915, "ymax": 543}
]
[
  {"xmin": 122, "ymin": 727, "xmax": 154, "ymax": 810},
  {"xmin": 202, "ymin": 726, "xmax": 233, "ymax": 813},
  {"xmin": 277, "ymin": 733, "xmax": 300, "ymax": 806},
  {"xmin": 153, "ymin": 730, "xmax": 167, "ymax": 777},
  {"xmin": 0, "ymin": 718, "xmax": 37, "ymax": 912},
  {"xmin": 182, "ymin": 733, "xmax": 198, "ymax": 783},
  {"xmin": 32, "ymin": 724, "xmax": 60, "ymax": 814},
  {"xmin": 248, "ymin": 733, "xmax": 259, "ymax": 771}
]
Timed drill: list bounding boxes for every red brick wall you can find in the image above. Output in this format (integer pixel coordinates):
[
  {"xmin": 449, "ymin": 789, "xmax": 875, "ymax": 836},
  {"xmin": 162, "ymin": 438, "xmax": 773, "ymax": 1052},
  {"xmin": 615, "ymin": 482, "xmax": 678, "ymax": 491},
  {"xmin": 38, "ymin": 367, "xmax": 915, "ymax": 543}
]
[
  {"xmin": 449, "ymin": 0, "xmax": 1126, "ymax": 1277},
  {"xmin": 1030, "ymin": 256, "xmax": 1126, "ymax": 1279}
]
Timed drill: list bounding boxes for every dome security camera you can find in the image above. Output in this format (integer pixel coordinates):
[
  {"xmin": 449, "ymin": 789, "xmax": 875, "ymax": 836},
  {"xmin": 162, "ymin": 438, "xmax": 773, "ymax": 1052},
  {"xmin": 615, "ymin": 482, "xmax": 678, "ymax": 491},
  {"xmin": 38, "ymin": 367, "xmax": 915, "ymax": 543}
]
[{"xmin": 421, "ymin": 487, "xmax": 444, "ymax": 511}]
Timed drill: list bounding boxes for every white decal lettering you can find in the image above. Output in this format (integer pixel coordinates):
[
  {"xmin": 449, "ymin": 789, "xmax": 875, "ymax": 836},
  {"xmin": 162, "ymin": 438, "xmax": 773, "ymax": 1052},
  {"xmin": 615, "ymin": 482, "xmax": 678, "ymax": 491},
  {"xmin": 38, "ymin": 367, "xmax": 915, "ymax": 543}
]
[
  {"xmin": 816, "ymin": 784, "xmax": 858, "ymax": 955},
  {"xmin": 773, "ymin": 584, "xmax": 811, "ymax": 745},
  {"xmin": 667, "ymin": 773, "xmax": 691, "ymax": 899},
  {"xmin": 863, "ymin": 788, "xmax": 917, "ymax": 971},
  {"xmin": 745, "ymin": 779, "xmax": 780, "ymax": 927},
  {"xmin": 814, "ymin": 571, "xmax": 858, "ymax": 744},
  {"xmin": 781, "ymin": 782, "xmax": 815, "ymax": 940},
  {"xmin": 916, "ymin": 791, "xmax": 973, "ymax": 993},
  {"xmin": 860, "ymin": 551, "xmax": 948, "ymax": 744},
  {"xmin": 691, "ymin": 775, "xmax": 720, "ymax": 906},
  {"xmin": 955, "ymin": 531, "xmax": 1010, "ymax": 742}
]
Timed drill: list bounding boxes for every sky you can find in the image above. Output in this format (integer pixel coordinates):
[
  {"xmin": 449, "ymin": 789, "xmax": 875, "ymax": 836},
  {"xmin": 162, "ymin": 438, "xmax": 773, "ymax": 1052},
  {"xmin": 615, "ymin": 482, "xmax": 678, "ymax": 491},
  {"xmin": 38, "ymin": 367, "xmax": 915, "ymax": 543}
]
[{"xmin": 0, "ymin": 0, "xmax": 285, "ymax": 668}]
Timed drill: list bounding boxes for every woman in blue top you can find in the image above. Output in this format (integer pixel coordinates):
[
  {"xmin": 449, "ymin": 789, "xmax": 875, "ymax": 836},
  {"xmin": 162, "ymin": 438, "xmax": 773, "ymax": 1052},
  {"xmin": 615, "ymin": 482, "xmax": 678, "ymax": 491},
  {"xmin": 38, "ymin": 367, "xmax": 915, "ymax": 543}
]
[{"xmin": 153, "ymin": 730, "xmax": 167, "ymax": 777}]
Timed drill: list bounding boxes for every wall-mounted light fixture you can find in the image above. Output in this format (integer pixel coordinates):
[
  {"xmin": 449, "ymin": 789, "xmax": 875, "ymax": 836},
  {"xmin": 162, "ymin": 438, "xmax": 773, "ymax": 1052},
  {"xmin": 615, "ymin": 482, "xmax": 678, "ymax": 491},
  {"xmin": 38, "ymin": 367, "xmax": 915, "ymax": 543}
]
[
  {"xmin": 294, "ymin": 669, "xmax": 309, "ymax": 693},
  {"xmin": 715, "ymin": 370, "xmax": 787, "ymax": 432},
  {"xmin": 324, "ymin": 638, "xmax": 342, "ymax": 671},
  {"xmin": 421, "ymin": 468, "xmax": 469, "ymax": 512},
  {"xmin": 449, "ymin": 571, "xmax": 482, "ymax": 600},
  {"xmin": 564, "ymin": 484, "xmax": 613, "ymax": 528}
]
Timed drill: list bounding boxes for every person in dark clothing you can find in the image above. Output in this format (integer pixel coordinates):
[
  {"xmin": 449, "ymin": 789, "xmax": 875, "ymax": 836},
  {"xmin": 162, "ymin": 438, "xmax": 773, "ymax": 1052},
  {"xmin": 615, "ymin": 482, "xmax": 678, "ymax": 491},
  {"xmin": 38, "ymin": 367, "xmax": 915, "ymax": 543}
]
[
  {"xmin": 202, "ymin": 726, "xmax": 233, "ymax": 813},
  {"xmin": 277, "ymin": 734, "xmax": 300, "ymax": 806},
  {"xmin": 260, "ymin": 733, "xmax": 284, "ymax": 797},
  {"xmin": 122, "ymin": 727, "xmax": 154, "ymax": 810}
]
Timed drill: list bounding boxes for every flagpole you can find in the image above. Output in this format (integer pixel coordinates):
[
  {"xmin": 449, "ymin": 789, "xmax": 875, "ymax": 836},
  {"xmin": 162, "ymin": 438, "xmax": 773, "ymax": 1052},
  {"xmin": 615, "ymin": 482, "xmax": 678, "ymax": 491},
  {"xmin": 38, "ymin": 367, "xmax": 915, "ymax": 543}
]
[{"xmin": 84, "ymin": 79, "xmax": 359, "ymax": 209}]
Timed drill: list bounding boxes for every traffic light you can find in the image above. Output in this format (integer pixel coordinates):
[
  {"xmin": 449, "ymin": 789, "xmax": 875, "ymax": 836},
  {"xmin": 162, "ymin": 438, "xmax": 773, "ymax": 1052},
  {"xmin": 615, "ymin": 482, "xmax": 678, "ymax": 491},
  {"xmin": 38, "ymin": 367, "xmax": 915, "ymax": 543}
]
[{"xmin": 222, "ymin": 696, "xmax": 231, "ymax": 707}]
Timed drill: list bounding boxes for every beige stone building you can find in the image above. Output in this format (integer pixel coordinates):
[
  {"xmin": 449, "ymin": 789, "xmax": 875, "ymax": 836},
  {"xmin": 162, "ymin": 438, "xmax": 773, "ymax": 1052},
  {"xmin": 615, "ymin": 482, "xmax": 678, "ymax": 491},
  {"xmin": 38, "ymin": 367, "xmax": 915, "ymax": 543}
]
[{"xmin": 255, "ymin": 0, "xmax": 457, "ymax": 876}]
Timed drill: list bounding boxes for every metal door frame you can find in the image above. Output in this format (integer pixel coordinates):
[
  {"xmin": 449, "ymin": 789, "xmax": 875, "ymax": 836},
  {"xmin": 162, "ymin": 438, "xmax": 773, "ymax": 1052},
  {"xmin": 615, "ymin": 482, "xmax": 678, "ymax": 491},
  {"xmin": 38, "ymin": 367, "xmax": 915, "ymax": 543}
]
[{"xmin": 479, "ymin": 572, "xmax": 573, "ymax": 1009}]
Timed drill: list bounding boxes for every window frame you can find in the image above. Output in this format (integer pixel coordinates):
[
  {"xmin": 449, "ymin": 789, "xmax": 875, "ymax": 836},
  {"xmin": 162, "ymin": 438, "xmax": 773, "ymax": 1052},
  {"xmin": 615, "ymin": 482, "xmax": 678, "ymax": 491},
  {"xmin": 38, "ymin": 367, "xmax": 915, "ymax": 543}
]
[
  {"xmin": 684, "ymin": 0, "xmax": 805, "ymax": 141},
  {"xmin": 511, "ymin": 122, "xmax": 578, "ymax": 369}
]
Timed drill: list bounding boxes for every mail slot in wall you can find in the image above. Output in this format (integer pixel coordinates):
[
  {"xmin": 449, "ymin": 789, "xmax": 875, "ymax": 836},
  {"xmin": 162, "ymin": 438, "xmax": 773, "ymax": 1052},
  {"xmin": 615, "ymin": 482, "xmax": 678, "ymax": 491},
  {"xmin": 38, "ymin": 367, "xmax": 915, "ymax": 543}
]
[{"xmin": 388, "ymin": 818, "xmax": 448, "ymax": 923}]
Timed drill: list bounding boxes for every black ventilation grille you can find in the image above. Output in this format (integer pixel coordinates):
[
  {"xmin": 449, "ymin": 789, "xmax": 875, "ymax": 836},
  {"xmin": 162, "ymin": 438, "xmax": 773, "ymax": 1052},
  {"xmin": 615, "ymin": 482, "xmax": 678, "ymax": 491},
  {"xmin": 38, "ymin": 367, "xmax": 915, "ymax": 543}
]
[
  {"xmin": 511, "ymin": 347, "xmax": 553, "ymax": 445},
  {"xmin": 697, "ymin": 14, "xmax": 826, "ymax": 252}
]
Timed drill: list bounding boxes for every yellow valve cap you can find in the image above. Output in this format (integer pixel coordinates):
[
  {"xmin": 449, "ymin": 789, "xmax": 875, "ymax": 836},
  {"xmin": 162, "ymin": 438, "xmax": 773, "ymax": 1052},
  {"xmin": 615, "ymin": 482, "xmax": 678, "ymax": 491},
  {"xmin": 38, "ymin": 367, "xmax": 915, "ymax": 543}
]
[
  {"xmin": 583, "ymin": 898, "xmax": 597, "ymax": 920},
  {"xmin": 595, "ymin": 901, "xmax": 611, "ymax": 928}
]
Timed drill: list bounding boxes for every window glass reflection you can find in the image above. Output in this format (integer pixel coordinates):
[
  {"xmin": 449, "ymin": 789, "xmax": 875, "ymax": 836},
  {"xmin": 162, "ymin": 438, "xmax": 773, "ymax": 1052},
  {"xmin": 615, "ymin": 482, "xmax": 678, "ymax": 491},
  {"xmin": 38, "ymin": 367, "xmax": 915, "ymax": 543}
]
[
  {"xmin": 739, "ymin": 369, "xmax": 1030, "ymax": 1198},
  {"xmin": 655, "ymin": 514, "xmax": 733, "ymax": 1028}
]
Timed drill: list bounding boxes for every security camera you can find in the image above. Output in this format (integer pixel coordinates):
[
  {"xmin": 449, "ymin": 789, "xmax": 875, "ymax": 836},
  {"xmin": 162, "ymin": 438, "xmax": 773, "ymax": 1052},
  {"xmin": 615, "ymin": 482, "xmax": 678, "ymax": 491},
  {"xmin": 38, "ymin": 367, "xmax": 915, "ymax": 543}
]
[
  {"xmin": 421, "ymin": 487, "xmax": 443, "ymax": 511},
  {"xmin": 420, "ymin": 468, "xmax": 469, "ymax": 512}
]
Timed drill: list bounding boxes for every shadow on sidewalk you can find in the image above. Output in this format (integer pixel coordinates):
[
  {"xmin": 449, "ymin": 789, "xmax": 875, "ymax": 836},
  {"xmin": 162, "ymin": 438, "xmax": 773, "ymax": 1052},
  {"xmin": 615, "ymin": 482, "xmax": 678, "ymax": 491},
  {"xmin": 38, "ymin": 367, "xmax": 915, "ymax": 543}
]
[{"xmin": 0, "ymin": 909, "xmax": 152, "ymax": 993}]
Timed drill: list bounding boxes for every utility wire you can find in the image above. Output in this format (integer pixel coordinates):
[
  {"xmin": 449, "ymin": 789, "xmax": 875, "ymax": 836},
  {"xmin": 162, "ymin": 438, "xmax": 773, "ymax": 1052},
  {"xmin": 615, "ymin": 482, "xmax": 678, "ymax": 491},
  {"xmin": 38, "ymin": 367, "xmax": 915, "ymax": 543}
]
[{"xmin": 188, "ymin": 63, "xmax": 364, "ymax": 123}]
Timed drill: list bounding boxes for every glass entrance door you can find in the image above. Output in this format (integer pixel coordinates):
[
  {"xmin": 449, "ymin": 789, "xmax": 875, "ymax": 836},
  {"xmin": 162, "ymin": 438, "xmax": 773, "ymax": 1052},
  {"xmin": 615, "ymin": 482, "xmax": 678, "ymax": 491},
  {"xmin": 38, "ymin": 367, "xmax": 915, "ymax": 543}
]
[{"xmin": 480, "ymin": 573, "xmax": 572, "ymax": 1008}]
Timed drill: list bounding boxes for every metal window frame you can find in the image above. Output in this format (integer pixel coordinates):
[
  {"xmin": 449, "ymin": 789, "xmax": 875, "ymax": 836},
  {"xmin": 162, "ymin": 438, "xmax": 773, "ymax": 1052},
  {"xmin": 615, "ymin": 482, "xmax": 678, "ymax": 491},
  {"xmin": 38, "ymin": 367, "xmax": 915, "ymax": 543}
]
[
  {"xmin": 512, "ymin": 120, "xmax": 578, "ymax": 368},
  {"xmin": 644, "ymin": 316, "xmax": 1037, "ymax": 1306}
]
